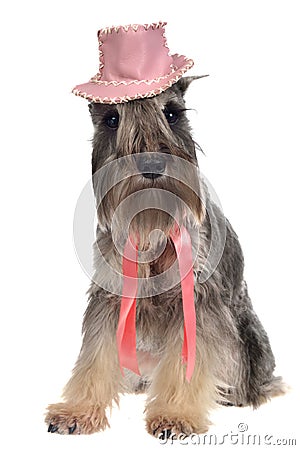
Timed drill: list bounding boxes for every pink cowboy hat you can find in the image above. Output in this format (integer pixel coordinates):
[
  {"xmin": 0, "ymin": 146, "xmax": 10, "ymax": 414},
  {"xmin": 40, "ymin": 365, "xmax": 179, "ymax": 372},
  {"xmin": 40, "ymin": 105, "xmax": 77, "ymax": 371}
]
[{"xmin": 72, "ymin": 21, "xmax": 194, "ymax": 104}]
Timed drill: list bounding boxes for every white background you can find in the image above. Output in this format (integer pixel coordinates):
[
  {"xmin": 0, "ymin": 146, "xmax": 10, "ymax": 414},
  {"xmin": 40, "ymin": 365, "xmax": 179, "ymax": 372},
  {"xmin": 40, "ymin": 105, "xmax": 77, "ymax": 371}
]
[{"xmin": 0, "ymin": 0, "xmax": 299, "ymax": 448}]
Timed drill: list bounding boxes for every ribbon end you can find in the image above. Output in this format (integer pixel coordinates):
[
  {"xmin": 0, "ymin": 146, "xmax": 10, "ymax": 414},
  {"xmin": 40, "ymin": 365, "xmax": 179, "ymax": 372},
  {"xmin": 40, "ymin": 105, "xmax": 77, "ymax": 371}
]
[
  {"xmin": 181, "ymin": 354, "xmax": 194, "ymax": 383},
  {"xmin": 118, "ymin": 356, "xmax": 141, "ymax": 377}
]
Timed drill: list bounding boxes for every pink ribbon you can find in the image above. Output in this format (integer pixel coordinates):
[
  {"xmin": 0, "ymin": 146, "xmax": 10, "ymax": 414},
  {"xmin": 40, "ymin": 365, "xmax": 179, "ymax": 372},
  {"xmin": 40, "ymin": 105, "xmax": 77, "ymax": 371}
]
[
  {"xmin": 116, "ymin": 237, "xmax": 140, "ymax": 376},
  {"xmin": 169, "ymin": 224, "xmax": 196, "ymax": 382},
  {"xmin": 116, "ymin": 224, "xmax": 196, "ymax": 381}
]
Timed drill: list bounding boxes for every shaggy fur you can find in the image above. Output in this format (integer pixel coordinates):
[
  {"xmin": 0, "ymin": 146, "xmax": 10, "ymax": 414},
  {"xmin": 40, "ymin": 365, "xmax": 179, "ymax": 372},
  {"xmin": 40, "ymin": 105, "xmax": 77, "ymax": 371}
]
[{"xmin": 46, "ymin": 77, "xmax": 285, "ymax": 438}]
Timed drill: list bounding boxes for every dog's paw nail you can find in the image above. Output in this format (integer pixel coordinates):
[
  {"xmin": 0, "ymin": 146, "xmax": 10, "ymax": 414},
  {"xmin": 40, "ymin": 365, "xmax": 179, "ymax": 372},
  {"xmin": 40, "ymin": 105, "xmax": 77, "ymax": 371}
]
[
  {"xmin": 48, "ymin": 424, "xmax": 58, "ymax": 433},
  {"xmin": 158, "ymin": 429, "xmax": 172, "ymax": 440},
  {"xmin": 165, "ymin": 429, "xmax": 172, "ymax": 439},
  {"xmin": 68, "ymin": 423, "xmax": 77, "ymax": 434}
]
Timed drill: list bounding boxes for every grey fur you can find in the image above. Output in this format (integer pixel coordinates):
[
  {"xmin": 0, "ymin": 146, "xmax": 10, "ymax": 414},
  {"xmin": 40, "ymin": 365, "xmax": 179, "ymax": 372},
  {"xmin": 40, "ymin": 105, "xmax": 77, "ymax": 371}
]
[
  {"xmin": 46, "ymin": 77, "xmax": 285, "ymax": 437},
  {"xmin": 88, "ymin": 77, "xmax": 284, "ymax": 406}
]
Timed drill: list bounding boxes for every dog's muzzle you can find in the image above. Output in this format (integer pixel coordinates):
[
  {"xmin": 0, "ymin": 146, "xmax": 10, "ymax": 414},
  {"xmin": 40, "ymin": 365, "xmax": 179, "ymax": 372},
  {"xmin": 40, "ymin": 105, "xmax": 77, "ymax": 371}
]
[{"xmin": 136, "ymin": 153, "xmax": 166, "ymax": 179}]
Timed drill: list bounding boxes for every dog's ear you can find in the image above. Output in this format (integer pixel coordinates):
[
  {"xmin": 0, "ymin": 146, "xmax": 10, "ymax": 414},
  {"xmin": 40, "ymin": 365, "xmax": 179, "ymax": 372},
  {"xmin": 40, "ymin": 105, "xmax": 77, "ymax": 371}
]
[
  {"xmin": 176, "ymin": 75, "xmax": 209, "ymax": 96},
  {"xmin": 88, "ymin": 103, "xmax": 94, "ymax": 114},
  {"xmin": 88, "ymin": 103, "xmax": 99, "ymax": 126}
]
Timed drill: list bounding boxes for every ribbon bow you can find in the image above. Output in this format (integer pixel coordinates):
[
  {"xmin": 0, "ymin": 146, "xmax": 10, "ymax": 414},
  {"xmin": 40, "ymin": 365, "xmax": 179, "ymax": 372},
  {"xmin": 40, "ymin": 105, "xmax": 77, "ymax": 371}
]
[{"xmin": 116, "ymin": 225, "xmax": 196, "ymax": 382}]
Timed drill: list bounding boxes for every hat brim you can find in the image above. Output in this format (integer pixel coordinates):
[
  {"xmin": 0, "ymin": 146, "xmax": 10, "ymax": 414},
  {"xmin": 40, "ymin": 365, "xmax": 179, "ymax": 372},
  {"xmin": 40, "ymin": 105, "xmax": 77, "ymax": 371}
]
[{"xmin": 72, "ymin": 55, "xmax": 194, "ymax": 104}]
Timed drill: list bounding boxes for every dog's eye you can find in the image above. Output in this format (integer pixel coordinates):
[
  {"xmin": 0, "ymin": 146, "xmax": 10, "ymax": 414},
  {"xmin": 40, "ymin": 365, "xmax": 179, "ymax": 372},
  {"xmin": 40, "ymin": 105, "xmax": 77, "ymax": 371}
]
[
  {"xmin": 104, "ymin": 112, "xmax": 119, "ymax": 129},
  {"xmin": 163, "ymin": 109, "xmax": 179, "ymax": 125}
]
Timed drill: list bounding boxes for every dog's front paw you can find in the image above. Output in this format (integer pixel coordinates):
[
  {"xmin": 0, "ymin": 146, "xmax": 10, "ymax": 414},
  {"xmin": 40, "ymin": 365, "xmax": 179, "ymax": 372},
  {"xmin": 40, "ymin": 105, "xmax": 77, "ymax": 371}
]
[
  {"xmin": 46, "ymin": 403, "xmax": 109, "ymax": 435},
  {"xmin": 147, "ymin": 415, "xmax": 208, "ymax": 439}
]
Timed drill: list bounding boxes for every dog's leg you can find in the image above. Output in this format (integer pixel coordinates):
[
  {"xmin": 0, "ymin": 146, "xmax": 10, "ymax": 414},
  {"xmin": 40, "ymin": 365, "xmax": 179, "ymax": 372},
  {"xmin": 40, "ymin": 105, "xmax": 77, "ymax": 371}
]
[
  {"xmin": 228, "ymin": 281, "xmax": 287, "ymax": 407},
  {"xmin": 145, "ymin": 339, "xmax": 216, "ymax": 439},
  {"xmin": 46, "ymin": 293, "xmax": 122, "ymax": 435}
]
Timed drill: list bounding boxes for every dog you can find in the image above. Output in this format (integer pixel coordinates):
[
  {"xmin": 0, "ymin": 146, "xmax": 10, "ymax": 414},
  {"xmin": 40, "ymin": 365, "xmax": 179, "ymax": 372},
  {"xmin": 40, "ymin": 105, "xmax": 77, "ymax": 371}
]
[{"xmin": 46, "ymin": 22, "xmax": 285, "ymax": 438}]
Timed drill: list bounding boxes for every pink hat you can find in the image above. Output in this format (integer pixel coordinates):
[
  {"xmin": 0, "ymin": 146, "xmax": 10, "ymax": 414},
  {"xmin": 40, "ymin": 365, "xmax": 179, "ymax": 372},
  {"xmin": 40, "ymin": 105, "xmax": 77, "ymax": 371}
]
[{"xmin": 72, "ymin": 21, "xmax": 194, "ymax": 104}]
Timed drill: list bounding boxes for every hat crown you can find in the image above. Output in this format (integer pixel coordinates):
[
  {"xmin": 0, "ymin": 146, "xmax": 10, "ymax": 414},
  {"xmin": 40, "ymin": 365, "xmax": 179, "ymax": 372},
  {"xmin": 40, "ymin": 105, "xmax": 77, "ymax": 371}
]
[
  {"xmin": 98, "ymin": 23, "xmax": 173, "ymax": 83},
  {"xmin": 72, "ymin": 22, "xmax": 194, "ymax": 104}
]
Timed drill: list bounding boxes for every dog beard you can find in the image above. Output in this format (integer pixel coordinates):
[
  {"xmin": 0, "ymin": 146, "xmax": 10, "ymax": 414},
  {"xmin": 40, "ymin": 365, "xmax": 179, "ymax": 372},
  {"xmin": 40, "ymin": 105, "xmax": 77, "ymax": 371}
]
[{"xmin": 96, "ymin": 175, "xmax": 203, "ymax": 252}]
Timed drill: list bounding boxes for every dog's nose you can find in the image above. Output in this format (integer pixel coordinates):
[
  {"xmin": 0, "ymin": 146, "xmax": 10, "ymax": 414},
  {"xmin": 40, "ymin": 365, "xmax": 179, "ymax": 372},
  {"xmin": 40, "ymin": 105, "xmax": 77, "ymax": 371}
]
[{"xmin": 137, "ymin": 154, "xmax": 166, "ymax": 179}]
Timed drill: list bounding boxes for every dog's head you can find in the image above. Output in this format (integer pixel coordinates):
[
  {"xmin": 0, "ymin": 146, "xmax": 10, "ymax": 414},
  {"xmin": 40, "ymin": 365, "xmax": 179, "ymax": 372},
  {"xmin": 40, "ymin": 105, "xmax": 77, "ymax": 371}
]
[{"xmin": 89, "ymin": 77, "xmax": 204, "ymax": 250}]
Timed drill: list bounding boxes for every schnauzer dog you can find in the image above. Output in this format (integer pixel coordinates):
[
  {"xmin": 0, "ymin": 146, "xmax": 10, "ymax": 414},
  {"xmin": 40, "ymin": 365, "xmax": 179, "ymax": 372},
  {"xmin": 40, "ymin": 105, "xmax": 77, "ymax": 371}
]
[
  {"xmin": 46, "ymin": 22, "xmax": 285, "ymax": 438},
  {"xmin": 46, "ymin": 76, "xmax": 285, "ymax": 438}
]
